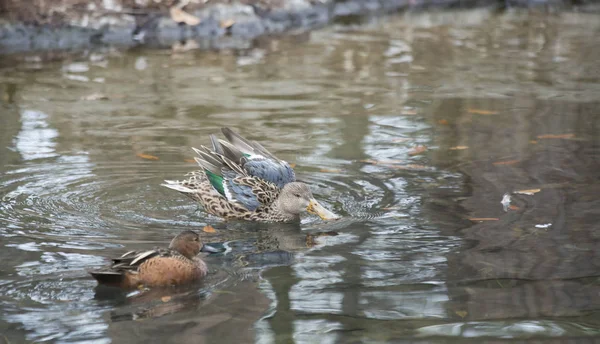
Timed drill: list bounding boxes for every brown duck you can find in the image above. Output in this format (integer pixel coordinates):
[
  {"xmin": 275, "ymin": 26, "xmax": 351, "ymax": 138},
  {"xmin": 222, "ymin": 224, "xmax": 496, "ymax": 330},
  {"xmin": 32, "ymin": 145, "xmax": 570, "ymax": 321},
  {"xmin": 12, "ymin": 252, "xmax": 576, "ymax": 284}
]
[{"xmin": 90, "ymin": 231, "xmax": 209, "ymax": 289}]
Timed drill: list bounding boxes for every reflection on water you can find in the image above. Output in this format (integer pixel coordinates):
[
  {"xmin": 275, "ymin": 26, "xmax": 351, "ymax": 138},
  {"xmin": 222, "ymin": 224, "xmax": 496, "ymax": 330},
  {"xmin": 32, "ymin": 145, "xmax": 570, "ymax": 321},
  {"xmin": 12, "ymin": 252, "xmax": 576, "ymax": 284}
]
[{"xmin": 1, "ymin": 8, "xmax": 600, "ymax": 343}]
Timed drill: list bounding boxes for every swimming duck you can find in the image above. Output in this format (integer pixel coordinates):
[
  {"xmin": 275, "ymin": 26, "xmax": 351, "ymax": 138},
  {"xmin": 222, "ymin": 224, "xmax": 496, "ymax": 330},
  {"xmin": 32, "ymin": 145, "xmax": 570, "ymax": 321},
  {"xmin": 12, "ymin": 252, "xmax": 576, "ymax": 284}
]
[
  {"xmin": 162, "ymin": 128, "xmax": 338, "ymax": 222},
  {"xmin": 90, "ymin": 231, "xmax": 208, "ymax": 288}
]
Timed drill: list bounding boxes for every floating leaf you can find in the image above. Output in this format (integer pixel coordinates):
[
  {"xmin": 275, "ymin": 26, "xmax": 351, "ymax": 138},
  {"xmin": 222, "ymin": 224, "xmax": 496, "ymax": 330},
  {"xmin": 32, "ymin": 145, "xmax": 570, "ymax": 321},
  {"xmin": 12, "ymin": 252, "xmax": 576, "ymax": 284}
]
[
  {"xmin": 220, "ymin": 19, "xmax": 235, "ymax": 29},
  {"xmin": 508, "ymin": 205, "xmax": 520, "ymax": 211},
  {"xmin": 536, "ymin": 133, "xmax": 575, "ymax": 139},
  {"xmin": 136, "ymin": 153, "xmax": 159, "ymax": 160},
  {"xmin": 514, "ymin": 189, "xmax": 541, "ymax": 195},
  {"xmin": 468, "ymin": 109, "xmax": 498, "ymax": 115},
  {"xmin": 170, "ymin": 7, "xmax": 201, "ymax": 25},
  {"xmin": 449, "ymin": 146, "xmax": 468, "ymax": 150},
  {"xmin": 320, "ymin": 168, "xmax": 342, "ymax": 173},
  {"xmin": 401, "ymin": 109, "xmax": 418, "ymax": 115},
  {"xmin": 184, "ymin": 158, "xmax": 196, "ymax": 163},
  {"xmin": 437, "ymin": 119, "xmax": 449, "ymax": 125},
  {"xmin": 455, "ymin": 310, "xmax": 468, "ymax": 318},
  {"xmin": 469, "ymin": 218, "xmax": 499, "ymax": 221},
  {"xmin": 492, "ymin": 159, "xmax": 519, "ymax": 166},
  {"xmin": 408, "ymin": 145, "xmax": 427, "ymax": 156},
  {"xmin": 529, "ymin": 140, "xmax": 538, "ymax": 144},
  {"xmin": 161, "ymin": 296, "xmax": 172, "ymax": 302},
  {"xmin": 202, "ymin": 225, "xmax": 216, "ymax": 233}
]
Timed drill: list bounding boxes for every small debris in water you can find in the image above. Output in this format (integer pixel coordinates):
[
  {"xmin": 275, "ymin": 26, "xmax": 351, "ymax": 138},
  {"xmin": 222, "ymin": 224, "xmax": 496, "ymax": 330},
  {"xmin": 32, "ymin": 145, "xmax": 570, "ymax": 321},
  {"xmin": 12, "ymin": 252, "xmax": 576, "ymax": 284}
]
[
  {"xmin": 468, "ymin": 108, "xmax": 499, "ymax": 115},
  {"xmin": 469, "ymin": 217, "xmax": 499, "ymax": 221},
  {"xmin": 408, "ymin": 145, "xmax": 427, "ymax": 156},
  {"xmin": 536, "ymin": 133, "xmax": 575, "ymax": 139},
  {"xmin": 449, "ymin": 146, "xmax": 468, "ymax": 150},
  {"xmin": 492, "ymin": 159, "xmax": 520, "ymax": 166},
  {"xmin": 514, "ymin": 188, "xmax": 541, "ymax": 195},
  {"xmin": 136, "ymin": 153, "xmax": 159, "ymax": 160},
  {"xmin": 81, "ymin": 93, "xmax": 109, "ymax": 101},
  {"xmin": 535, "ymin": 223, "xmax": 552, "ymax": 229},
  {"xmin": 202, "ymin": 225, "xmax": 216, "ymax": 233},
  {"xmin": 501, "ymin": 193, "xmax": 511, "ymax": 212}
]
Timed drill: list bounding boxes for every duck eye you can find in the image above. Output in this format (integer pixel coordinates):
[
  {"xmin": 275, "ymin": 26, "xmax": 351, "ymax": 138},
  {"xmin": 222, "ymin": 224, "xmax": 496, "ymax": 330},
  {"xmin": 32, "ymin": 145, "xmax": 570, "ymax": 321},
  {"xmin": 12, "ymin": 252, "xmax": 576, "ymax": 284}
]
[{"xmin": 294, "ymin": 193, "xmax": 301, "ymax": 198}]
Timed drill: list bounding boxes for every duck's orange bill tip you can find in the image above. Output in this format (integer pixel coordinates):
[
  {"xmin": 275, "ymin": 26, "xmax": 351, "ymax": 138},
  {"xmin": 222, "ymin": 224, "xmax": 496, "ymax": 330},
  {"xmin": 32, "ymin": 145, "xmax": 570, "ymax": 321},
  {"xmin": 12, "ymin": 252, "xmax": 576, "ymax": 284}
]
[{"xmin": 307, "ymin": 199, "xmax": 340, "ymax": 221}]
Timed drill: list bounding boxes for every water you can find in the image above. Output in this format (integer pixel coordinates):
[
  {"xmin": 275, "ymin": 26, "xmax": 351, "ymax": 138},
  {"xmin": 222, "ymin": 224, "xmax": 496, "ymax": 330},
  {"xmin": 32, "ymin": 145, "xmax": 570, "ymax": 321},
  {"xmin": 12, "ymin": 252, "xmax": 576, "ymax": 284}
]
[{"xmin": 1, "ymin": 8, "xmax": 600, "ymax": 343}]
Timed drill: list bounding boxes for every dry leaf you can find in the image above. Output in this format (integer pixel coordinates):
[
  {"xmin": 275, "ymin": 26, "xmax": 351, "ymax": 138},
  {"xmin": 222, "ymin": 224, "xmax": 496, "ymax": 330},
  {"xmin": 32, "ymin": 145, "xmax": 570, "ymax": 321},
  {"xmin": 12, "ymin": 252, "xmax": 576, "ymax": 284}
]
[
  {"xmin": 401, "ymin": 109, "xmax": 418, "ymax": 115},
  {"xmin": 437, "ymin": 119, "xmax": 449, "ymax": 125},
  {"xmin": 320, "ymin": 168, "xmax": 342, "ymax": 173},
  {"xmin": 529, "ymin": 140, "xmax": 538, "ymax": 144},
  {"xmin": 492, "ymin": 159, "xmax": 519, "ymax": 166},
  {"xmin": 455, "ymin": 310, "xmax": 468, "ymax": 318},
  {"xmin": 508, "ymin": 205, "xmax": 520, "ymax": 211},
  {"xmin": 449, "ymin": 146, "xmax": 468, "ymax": 150},
  {"xmin": 170, "ymin": 7, "xmax": 201, "ymax": 25},
  {"xmin": 136, "ymin": 153, "xmax": 159, "ymax": 160},
  {"xmin": 514, "ymin": 189, "xmax": 541, "ymax": 195},
  {"xmin": 408, "ymin": 145, "xmax": 427, "ymax": 156},
  {"xmin": 468, "ymin": 109, "xmax": 498, "ymax": 115},
  {"xmin": 81, "ymin": 93, "xmax": 109, "ymax": 101},
  {"xmin": 469, "ymin": 218, "xmax": 499, "ymax": 221},
  {"xmin": 202, "ymin": 225, "xmax": 216, "ymax": 233},
  {"xmin": 220, "ymin": 19, "xmax": 235, "ymax": 29},
  {"xmin": 184, "ymin": 158, "xmax": 196, "ymax": 163},
  {"xmin": 536, "ymin": 133, "xmax": 575, "ymax": 139},
  {"xmin": 161, "ymin": 296, "xmax": 172, "ymax": 302}
]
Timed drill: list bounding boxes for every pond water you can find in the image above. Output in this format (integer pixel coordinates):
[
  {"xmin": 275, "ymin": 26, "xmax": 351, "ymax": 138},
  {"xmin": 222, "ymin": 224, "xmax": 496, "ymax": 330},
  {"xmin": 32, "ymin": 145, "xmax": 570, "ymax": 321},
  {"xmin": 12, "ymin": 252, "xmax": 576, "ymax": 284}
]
[{"xmin": 1, "ymin": 8, "xmax": 600, "ymax": 343}]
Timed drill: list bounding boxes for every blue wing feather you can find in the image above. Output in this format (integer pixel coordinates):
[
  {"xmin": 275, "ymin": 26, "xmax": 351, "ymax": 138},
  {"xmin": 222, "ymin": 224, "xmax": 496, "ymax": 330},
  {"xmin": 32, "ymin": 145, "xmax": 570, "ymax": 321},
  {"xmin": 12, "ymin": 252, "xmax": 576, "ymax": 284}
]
[
  {"xmin": 222, "ymin": 170, "xmax": 260, "ymax": 211},
  {"xmin": 244, "ymin": 159, "xmax": 295, "ymax": 188}
]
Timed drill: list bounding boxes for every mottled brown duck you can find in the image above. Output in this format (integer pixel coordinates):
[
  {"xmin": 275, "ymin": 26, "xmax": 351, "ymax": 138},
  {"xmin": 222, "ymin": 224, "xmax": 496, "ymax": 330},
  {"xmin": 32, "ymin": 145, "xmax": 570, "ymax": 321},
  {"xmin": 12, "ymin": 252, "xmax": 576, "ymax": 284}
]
[{"xmin": 162, "ymin": 128, "xmax": 338, "ymax": 222}]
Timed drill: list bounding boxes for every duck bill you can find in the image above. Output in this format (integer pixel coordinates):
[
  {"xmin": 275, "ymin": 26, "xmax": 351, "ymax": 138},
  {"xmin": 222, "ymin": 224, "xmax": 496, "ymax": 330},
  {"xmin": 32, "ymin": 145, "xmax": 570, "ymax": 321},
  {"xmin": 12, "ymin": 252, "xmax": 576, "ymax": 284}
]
[{"xmin": 307, "ymin": 199, "xmax": 339, "ymax": 221}]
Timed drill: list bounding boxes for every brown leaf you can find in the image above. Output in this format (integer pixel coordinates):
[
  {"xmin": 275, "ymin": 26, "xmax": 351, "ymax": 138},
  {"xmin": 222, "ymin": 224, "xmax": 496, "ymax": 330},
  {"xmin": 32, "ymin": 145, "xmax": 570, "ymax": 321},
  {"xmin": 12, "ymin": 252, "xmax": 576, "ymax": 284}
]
[
  {"xmin": 508, "ymin": 205, "xmax": 520, "ymax": 211},
  {"xmin": 536, "ymin": 133, "xmax": 575, "ymax": 139},
  {"xmin": 408, "ymin": 145, "xmax": 427, "ymax": 156},
  {"xmin": 529, "ymin": 140, "xmax": 538, "ymax": 144},
  {"xmin": 320, "ymin": 168, "xmax": 342, "ymax": 173},
  {"xmin": 161, "ymin": 296, "xmax": 172, "ymax": 302},
  {"xmin": 184, "ymin": 158, "xmax": 196, "ymax": 163},
  {"xmin": 514, "ymin": 188, "xmax": 541, "ymax": 195},
  {"xmin": 401, "ymin": 109, "xmax": 418, "ymax": 115},
  {"xmin": 437, "ymin": 119, "xmax": 449, "ymax": 125},
  {"xmin": 202, "ymin": 225, "xmax": 216, "ymax": 233},
  {"xmin": 468, "ymin": 108, "xmax": 498, "ymax": 115},
  {"xmin": 449, "ymin": 146, "xmax": 468, "ymax": 150},
  {"xmin": 170, "ymin": 7, "xmax": 201, "ymax": 25},
  {"xmin": 469, "ymin": 218, "xmax": 499, "ymax": 221},
  {"xmin": 492, "ymin": 159, "xmax": 519, "ymax": 166},
  {"xmin": 220, "ymin": 19, "xmax": 235, "ymax": 29},
  {"xmin": 136, "ymin": 153, "xmax": 159, "ymax": 160}
]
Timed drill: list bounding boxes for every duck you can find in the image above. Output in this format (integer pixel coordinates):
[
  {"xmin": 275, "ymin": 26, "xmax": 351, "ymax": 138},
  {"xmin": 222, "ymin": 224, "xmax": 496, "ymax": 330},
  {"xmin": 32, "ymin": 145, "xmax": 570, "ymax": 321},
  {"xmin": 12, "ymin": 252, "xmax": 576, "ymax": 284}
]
[
  {"xmin": 162, "ymin": 127, "xmax": 338, "ymax": 223},
  {"xmin": 90, "ymin": 231, "xmax": 209, "ymax": 289}
]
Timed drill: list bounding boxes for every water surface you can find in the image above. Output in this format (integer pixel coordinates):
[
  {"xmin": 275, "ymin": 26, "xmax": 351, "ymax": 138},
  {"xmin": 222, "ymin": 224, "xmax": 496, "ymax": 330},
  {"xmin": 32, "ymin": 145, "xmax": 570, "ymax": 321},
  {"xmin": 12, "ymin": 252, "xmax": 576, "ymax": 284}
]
[{"xmin": 0, "ymin": 8, "xmax": 599, "ymax": 343}]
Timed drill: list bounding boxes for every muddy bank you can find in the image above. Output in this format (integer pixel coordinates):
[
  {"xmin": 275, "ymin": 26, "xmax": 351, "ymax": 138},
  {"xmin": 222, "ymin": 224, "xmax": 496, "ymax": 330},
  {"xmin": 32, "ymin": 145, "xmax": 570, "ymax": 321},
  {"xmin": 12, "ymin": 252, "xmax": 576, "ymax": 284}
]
[{"xmin": 0, "ymin": 0, "xmax": 594, "ymax": 55}]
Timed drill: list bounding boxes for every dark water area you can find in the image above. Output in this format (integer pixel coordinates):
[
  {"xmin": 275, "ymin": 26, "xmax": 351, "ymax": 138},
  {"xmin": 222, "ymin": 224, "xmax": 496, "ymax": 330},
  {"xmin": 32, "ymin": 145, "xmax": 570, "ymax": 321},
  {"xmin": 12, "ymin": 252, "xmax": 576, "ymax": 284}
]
[{"xmin": 0, "ymin": 8, "xmax": 599, "ymax": 343}]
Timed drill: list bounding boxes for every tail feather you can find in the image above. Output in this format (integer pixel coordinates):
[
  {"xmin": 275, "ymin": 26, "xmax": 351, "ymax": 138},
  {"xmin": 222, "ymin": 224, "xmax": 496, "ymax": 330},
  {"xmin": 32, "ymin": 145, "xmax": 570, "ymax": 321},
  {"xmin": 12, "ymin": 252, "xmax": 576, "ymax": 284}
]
[
  {"xmin": 221, "ymin": 127, "xmax": 255, "ymax": 155},
  {"xmin": 90, "ymin": 270, "xmax": 125, "ymax": 287},
  {"xmin": 161, "ymin": 180, "xmax": 196, "ymax": 193}
]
